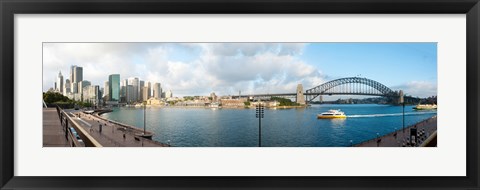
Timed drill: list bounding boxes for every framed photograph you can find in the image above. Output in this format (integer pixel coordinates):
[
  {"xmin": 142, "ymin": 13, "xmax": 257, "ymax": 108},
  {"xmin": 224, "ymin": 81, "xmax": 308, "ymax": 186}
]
[{"xmin": 1, "ymin": 0, "xmax": 479, "ymax": 189}]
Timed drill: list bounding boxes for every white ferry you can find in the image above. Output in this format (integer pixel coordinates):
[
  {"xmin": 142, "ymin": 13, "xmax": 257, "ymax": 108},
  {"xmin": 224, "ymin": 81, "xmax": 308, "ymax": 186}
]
[
  {"xmin": 317, "ymin": 109, "xmax": 347, "ymax": 119},
  {"xmin": 413, "ymin": 104, "xmax": 437, "ymax": 110}
]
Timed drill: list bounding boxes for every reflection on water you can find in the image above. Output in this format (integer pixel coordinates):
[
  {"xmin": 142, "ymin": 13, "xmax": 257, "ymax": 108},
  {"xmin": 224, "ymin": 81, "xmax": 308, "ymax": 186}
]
[{"xmin": 329, "ymin": 118, "xmax": 346, "ymax": 127}]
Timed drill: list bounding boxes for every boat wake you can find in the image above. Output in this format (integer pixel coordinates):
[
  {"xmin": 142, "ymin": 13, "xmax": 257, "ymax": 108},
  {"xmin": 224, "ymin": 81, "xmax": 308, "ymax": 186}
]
[{"xmin": 348, "ymin": 112, "xmax": 436, "ymax": 118}]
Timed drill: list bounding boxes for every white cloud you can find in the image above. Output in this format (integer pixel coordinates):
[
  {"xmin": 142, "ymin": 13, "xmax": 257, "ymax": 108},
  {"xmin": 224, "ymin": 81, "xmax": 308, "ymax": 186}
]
[
  {"xmin": 391, "ymin": 81, "xmax": 437, "ymax": 98},
  {"xmin": 43, "ymin": 43, "xmax": 326, "ymax": 97}
]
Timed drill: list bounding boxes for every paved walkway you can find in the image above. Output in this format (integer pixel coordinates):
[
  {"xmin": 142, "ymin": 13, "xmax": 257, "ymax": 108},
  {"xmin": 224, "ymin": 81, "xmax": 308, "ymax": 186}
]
[
  {"xmin": 69, "ymin": 111, "xmax": 169, "ymax": 147},
  {"xmin": 356, "ymin": 116, "xmax": 437, "ymax": 147},
  {"xmin": 43, "ymin": 108, "xmax": 69, "ymax": 147}
]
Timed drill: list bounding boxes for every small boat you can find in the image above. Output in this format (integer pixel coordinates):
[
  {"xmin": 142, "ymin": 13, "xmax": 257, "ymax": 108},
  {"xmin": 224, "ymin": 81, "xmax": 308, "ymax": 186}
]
[
  {"xmin": 209, "ymin": 102, "xmax": 221, "ymax": 108},
  {"xmin": 413, "ymin": 104, "xmax": 437, "ymax": 110},
  {"xmin": 317, "ymin": 109, "xmax": 347, "ymax": 119}
]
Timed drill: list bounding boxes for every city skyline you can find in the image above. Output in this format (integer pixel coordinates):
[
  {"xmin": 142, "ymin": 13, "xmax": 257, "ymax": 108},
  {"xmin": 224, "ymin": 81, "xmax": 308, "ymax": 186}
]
[{"xmin": 43, "ymin": 42, "xmax": 437, "ymax": 99}]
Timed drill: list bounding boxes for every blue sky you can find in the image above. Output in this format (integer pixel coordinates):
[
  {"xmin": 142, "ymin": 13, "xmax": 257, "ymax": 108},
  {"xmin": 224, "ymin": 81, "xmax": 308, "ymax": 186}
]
[
  {"xmin": 300, "ymin": 43, "xmax": 437, "ymax": 87},
  {"xmin": 43, "ymin": 43, "xmax": 437, "ymax": 99}
]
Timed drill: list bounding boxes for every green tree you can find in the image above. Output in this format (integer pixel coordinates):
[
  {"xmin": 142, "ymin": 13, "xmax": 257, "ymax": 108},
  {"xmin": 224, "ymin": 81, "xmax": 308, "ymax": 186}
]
[
  {"xmin": 43, "ymin": 91, "xmax": 71, "ymax": 104},
  {"xmin": 270, "ymin": 97, "xmax": 300, "ymax": 106}
]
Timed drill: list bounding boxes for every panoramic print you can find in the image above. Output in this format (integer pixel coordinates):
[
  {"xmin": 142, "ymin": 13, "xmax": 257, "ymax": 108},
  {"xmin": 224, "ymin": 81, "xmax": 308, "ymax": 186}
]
[{"xmin": 42, "ymin": 43, "xmax": 437, "ymax": 147}]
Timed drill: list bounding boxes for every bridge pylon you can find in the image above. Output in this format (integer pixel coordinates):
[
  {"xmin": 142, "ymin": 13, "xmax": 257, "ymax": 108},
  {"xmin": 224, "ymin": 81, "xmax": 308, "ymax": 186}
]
[
  {"xmin": 398, "ymin": 90, "xmax": 404, "ymax": 104},
  {"xmin": 296, "ymin": 84, "xmax": 306, "ymax": 105}
]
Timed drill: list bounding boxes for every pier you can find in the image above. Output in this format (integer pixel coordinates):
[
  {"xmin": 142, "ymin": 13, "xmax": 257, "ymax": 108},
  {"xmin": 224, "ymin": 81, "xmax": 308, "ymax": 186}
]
[
  {"xmin": 43, "ymin": 108, "xmax": 69, "ymax": 147},
  {"xmin": 44, "ymin": 106, "xmax": 169, "ymax": 147},
  {"xmin": 355, "ymin": 116, "xmax": 437, "ymax": 147}
]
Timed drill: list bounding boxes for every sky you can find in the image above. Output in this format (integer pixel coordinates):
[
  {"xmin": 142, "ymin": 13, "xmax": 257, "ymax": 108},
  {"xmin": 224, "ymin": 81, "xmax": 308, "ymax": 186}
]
[{"xmin": 43, "ymin": 43, "xmax": 437, "ymax": 99}]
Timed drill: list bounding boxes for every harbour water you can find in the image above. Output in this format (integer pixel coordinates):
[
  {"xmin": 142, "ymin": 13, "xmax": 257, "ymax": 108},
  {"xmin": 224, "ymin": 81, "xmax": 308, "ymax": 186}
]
[{"xmin": 101, "ymin": 104, "xmax": 437, "ymax": 147}]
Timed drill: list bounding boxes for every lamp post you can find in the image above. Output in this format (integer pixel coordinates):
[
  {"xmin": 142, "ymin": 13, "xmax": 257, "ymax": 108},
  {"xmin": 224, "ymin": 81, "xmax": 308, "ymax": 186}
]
[
  {"xmin": 256, "ymin": 103, "xmax": 264, "ymax": 147},
  {"xmin": 143, "ymin": 101, "xmax": 146, "ymax": 135},
  {"xmin": 402, "ymin": 99, "xmax": 405, "ymax": 133}
]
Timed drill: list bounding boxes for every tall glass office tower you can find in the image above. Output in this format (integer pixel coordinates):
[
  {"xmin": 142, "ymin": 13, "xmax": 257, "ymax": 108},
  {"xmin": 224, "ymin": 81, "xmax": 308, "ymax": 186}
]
[{"xmin": 108, "ymin": 74, "xmax": 120, "ymax": 101}]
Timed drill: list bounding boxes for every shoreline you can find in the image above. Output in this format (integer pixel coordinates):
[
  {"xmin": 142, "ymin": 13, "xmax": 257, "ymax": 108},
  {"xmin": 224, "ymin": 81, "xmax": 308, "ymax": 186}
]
[
  {"xmin": 105, "ymin": 105, "xmax": 308, "ymax": 110},
  {"xmin": 91, "ymin": 111, "xmax": 155, "ymax": 136},
  {"xmin": 354, "ymin": 115, "xmax": 437, "ymax": 147}
]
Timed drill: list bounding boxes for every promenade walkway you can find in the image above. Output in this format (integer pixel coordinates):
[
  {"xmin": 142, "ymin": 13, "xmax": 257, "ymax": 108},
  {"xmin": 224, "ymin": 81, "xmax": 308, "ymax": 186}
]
[
  {"xmin": 68, "ymin": 110, "xmax": 169, "ymax": 147},
  {"xmin": 355, "ymin": 116, "xmax": 437, "ymax": 147},
  {"xmin": 43, "ymin": 108, "xmax": 69, "ymax": 147}
]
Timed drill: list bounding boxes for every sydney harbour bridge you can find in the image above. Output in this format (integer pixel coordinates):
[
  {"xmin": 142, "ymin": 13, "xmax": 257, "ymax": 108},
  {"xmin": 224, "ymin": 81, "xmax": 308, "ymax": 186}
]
[{"xmin": 239, "ymin": 77, "xmax": 416, "ymax": 104}]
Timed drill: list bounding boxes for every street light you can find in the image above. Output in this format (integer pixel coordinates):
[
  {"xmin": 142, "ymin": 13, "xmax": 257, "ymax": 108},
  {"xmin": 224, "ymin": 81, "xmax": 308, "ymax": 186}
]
[
  {"xmin": 143, "ymin": 101, "xmax": 146, "ymax": 135},
  {"xmin": 402, "ymin": 98, "xmax": 405, "ymax": 133},
  {"xmin": 255, "ymin": 103, "xmax": 264, "ymax": 147}
]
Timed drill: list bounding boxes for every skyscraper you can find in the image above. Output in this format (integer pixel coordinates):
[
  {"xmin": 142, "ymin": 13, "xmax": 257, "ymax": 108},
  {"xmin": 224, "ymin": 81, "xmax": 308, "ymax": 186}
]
[
  {"xmin": 70, "ymin": 65, "xmax": 83, "ymax": 83},
  {"xmin": 120, "ymin": 80, "xmax": 127, "ymax": 103},
  {"xmin": 142, "ymin": 86, "xmax": 149, "ymax": 101},
  {"xmin": 147, "ymin": 81, "xmax": 152, "ymax": 99},
  {"xmin": 104, "ymin": 81, "xmax": 109, "ymax": 101},
  {"xmin": 82, "ymin": 85, "xmax": 100, "ymax": 107},
  {"xmin": 69, "ymin": 65, "xmax": 83, "ymax": 93},
  {"xmin": 109, "ymin": 74, "xmax": 120, "ymax": 101},
  {"xmin": 139, "ymin": 80, "xmax": 145, "ymax": 102},
  {"xmin": 78, "ymin": 81, "xmax": 91, "ymax": 95},
  {"xmin": 64, "ymin": 79, "xmax": 71, "ymax": 95},
  {"xmin": 78, "ymin": 80, "xmax": 91, "ymax": 101},
  {"xmin": 127, "ymin": 77, "xmax": 139, "ymax": 102},
  {"xmin": 56, "ymin": 71, "xmax": 63, "ymax": 93},
  {"xmin": 153, "ymin": 83, "xmax": 161, "ymax": 99},
  {"xmin": 126, "ymin": 85, "xmax": 134, "ymax": 103}
]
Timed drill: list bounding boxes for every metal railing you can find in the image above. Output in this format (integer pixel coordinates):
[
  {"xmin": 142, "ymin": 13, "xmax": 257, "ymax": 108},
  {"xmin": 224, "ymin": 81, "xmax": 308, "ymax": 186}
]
[{"xmin": 56, "ymin": 106, "xmax": 103, "ymax": 147}]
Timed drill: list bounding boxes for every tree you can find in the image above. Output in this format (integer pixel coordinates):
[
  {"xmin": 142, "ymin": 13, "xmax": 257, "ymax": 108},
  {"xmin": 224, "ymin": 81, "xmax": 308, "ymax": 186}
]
[
  {"xmin": 43, "ymin": 91, "xmax": 71, "ymax": 104},
  {"xmin": 270, "ymin": 97, "xmax": 300, "ymax": 106}
]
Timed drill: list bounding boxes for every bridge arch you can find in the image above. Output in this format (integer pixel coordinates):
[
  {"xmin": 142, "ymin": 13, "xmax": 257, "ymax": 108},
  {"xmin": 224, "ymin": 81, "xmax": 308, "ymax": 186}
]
[{"xmin": 305, "ymin": 77, "xmax": 398, "ymax": 103}]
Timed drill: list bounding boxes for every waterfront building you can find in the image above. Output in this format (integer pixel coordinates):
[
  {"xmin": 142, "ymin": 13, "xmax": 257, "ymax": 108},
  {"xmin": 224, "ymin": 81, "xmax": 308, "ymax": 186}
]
[
  {"xmin": 210, "ymin": 92, "xmax": 217, "ymax": 102},
  {"xmin": 153, "ymin": 83, "xmax": 162, "ymax": 99},
  {"xmin": 109, "ymin": 74, "xmax": 120, "ymax": 102},
  {"xmin": 56, "ymin": 71, "xmax": 63, "ymax": 93},
  {"xmin": 63, "ymin": 79, "xmax": 71, "ymax": 95},
  {"xmin": 120, "ymin": 80, "xmax": 126, "ymax": 103},
  {"xmin": 146, "ymin": 97, "xmax": 162, "ymax": 106},
  {"xmin": 77, "ymin": 80, "xmax": 91, "ymax": 101},
  {"xmin": 126, "ymin": 85, "xmax": 134, "ymax": 103},
  {"xmin": 220, "ymin": 98, "xmax": 247, "ymax": 107},
  {"xmin": 147, "ymin": 81, "xmax": 152, "ymax": 99},
  {"xmin": 142, "ymin": 86, "xmax": 149, "ymax": 101},
  {"xmin": 82, "ymin": 85, "xmax": 100, "ymax": 107},
  {"xmin": 139, "ymin": 80, "xmax": 145, "ymax": 102},
  {"xmin": 166, "ymin": 90, "xmax": 173, "ymax": 98},
  {"xmin": 127, "ymin": 77, "xmax": 139, "ymax": 102},
  {"xmin": 268, "ymin": 101, "xmax": 280, "ymax": 107}
]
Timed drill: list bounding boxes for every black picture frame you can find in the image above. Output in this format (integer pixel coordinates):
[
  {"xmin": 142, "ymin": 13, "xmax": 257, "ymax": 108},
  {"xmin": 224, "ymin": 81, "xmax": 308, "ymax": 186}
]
[{"xmin": 1, "ymin": 0, "xmax": 479, "ymax": 189}]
